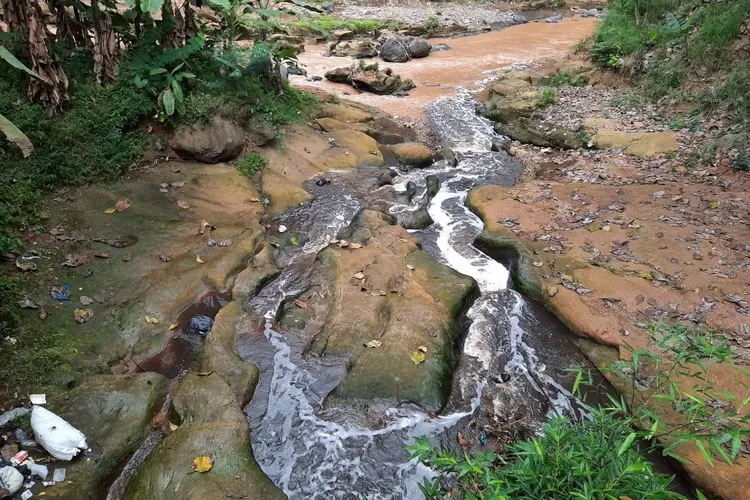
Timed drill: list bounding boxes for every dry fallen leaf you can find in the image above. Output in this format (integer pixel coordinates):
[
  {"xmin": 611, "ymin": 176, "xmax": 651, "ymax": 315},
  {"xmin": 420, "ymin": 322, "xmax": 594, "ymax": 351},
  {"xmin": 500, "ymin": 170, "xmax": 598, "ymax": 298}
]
[
  {"xmin": 350, "ymin": 243, "xmax": 362, "ymax": 249},
  {"xmin": 38, "ymin": 309, "xmax": 48, "ymax": 320},
  {"xmin": 353, "ymin": 272, "xmax": 365, "ymax": 280},
  {"xmin": 104, "ymin": 207, "xmax": 117, "ymax": 214},
  {"xmin": 196, "ymin": 371, "xmax": 214, "ymax": 376},
  {"xmin": 532, "ymin": 261, "xmax": 544, "ymax": 267},
  {"xmin": 177, "ymin": 200, "xmax": 190, "ymax": 209},
  {"xmin": 171, "ymin": 181, "xmax": 185, "ymax": 188},
  {"xmin": 418, "ymin": 345, "xmax": 428, "ymax": 353},
  {"xmin": 94, "ymin": 252, "xmax": 109, "ymax": 259},
  {"xmin": 338, "ymin": 240, "xmax": 349, "ymax": 248},
  {"xmin": 295, "ymin": 299, "xmax": 308, "ymax": 309},
  {"xmin": 15, "ymin": 258, "xmax": 37, "ymax": 272},
  {"xmin": 74, "ymin": 308, "xmax": 93, "ymax": 324},
  {"xmin": 145, "ymin": 315, "xmax": 160, "ymax": 324},
  {"xmin": 196, "ymin": 255, "xmax": 204, "ymax": 264},
  {"xmin": 410, "ymin": 350, "xmax": 426, "ymax": 365},
  {"xmin": 248, "ymin": 196, "xmax": 260, "ymax": 203},
  {"xmin": 365, "ymin": 340, "xmax": 382, "ymax": 348},
  {"xmin": 192, "ymin": 456, "xmax": 214, "ymax": 473},
  {"xmin": 63, "ymin": 253, "xmax": 92, "ymax": 267},
  {"xmin": 169, "ymin": 323, "xmax": 178, "ymax": 330},
  {"xmin": 406, "ymin": 264, "xmax": 415, "ymax": 271},
  {"xmin": 457, "ymin": 432, "xmax": 470, "ymax": 448},
  {"xmin": 547, "ymin": 286, "xmax": 559, "ymax": 297},
  {"xmin": 80, "ymin": 296, "xmax": 94, "ymax": 306},
  {"xmin": 169, "ymin": 423, "xmax": 178, "ymax": 432},
  {"xmin": 159, "ymin": 188, "xmax": 169, "ymax": 193},
  {"xmin": 115, "ymin": 199, "xmax": 130, "ymax": 212},
  {"xmin": 199, "ymin": 220, "xmax": 213, "ymax": 235}
]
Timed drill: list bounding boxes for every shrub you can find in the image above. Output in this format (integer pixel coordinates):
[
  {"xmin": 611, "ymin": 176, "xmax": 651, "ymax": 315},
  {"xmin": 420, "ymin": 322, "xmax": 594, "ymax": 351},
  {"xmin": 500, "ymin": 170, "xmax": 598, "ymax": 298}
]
[
  {"xmin": 535, "ymin": 87, "xmax": 557, "ymax": 108},
  {"xmin": 236, "ymin": 153, "xmax": 268, "ymax": 178},
  {"xmin": 409, "ymin": 406, "xmax": 686, "ymax": 499}
]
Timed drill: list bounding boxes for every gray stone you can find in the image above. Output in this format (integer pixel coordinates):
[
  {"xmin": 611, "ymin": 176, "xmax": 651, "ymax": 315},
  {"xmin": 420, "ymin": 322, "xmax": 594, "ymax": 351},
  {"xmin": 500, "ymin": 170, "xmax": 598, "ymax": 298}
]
[
  {"xmin": 407, "ymin": 37, "xmax": 431, "ymax": 58},
  {"xmin": 321, "ymin": 1, "xmax": 334, "ymax": 11},
  {"xmin": 170, "ymin": 116, "xmax": 245, "ymax": 164},
  {"xmin": 379, "ymin": 37, "xmax": 411, "ymax": 62},
  {"xmin": 431, "ymin": 43, "xmax": 451, "ymax": 52},
  {"xmin": 491, "ymin": 136, "xmax": 512, "ymax": 154}
]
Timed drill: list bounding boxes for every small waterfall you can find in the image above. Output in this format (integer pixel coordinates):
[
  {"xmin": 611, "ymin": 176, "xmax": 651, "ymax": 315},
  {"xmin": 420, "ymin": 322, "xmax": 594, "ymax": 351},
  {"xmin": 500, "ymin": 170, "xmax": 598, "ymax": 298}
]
[{"xmin": 239, "ymin": 91, "xmax": 580, "ymax": 499}]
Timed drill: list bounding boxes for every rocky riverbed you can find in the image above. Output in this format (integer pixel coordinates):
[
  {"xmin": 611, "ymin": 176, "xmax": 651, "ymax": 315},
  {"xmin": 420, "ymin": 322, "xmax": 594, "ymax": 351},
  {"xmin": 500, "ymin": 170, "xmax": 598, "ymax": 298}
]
[{"xmin": 3, "ymin": 7, "xmax": 750, "ymax": 500}]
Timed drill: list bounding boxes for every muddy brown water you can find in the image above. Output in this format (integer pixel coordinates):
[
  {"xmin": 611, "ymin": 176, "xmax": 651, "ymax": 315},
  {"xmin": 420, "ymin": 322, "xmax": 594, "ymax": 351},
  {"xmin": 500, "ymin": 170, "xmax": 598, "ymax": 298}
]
[{"xmin": 292, "ymin": 17, "xmax": 598, "ymax": 117}]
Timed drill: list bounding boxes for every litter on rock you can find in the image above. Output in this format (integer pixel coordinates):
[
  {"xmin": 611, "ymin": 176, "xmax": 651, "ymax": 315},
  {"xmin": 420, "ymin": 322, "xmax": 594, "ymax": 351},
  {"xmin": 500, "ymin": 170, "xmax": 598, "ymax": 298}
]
[
  {"xmin": 30, "ymin": 407, "xmax": 87, "ymax": 461},
  {"xmin": 52, "ymin": 469, "xmax": 66, "ymax": 483},
  {"xmin": 29, "ymin": 394, "xmax": 46, "ymax": 405}
]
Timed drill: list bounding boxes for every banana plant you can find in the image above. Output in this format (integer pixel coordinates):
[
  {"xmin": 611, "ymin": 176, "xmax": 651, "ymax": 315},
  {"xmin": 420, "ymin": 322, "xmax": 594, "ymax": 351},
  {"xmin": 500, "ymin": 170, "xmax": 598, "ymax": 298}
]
[{"xmin": 0, "ymin": 46, "xmax": 47, "ymax": 157}]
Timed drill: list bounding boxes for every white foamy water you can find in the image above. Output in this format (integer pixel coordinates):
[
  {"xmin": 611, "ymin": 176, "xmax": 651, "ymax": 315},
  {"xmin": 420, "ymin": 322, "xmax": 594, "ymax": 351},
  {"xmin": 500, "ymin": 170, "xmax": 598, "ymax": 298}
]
[{"xmin": 242, "ymin": 92, "xmax": 577, "ymax": 499}]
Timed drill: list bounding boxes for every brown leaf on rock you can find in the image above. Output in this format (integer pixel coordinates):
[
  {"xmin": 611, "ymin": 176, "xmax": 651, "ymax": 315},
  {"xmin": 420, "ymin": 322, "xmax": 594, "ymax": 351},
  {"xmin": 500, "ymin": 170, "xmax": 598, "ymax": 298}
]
[
  {"xmin": 115, "ymin": 199, "xmax": 130, "ymax": 212},
  {"xmin": 63, "ymin": 253, "xmax": 92, "ymax": 267},
  {"xmin": 94, "ymin": 251, "xmax": 109, "ymax": 259},
  {"xmin": 295, "ymin": 299, "xmax": 308, "ymax": 309},
  {"xmin": 74, "ymin": 308, "xmax": 93, "ymax": 324},
  {"xmin": 80, "ymin": 296, "xmax": 94, "ymax": 306},
  {"xmin": 15, "ymin": 258, "xmax": 37, "ymax": 272}
]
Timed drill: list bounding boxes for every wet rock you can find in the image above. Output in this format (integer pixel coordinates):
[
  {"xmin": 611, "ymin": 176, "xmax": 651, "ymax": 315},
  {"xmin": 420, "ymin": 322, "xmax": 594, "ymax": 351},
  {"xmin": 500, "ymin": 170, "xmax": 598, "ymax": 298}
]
[
  {"xmin": 42, "ymin": 373, "xmax": 167, "ymax": 500},
  {"xmin": 245, "ymin": 118, "xmax": 276, "ymax": 147},
  {"xmin": 325, "ymin": 65, "xmax": 415, "ymax": 95},
  {"xmin": 123, "ymin": 373, "xmax": 283, "ymax": 500},
  {"xmin": 295, "ymin": 210, "xmax": 477, "ymax": 411},
  {"xmin": 321, "ymin": 1, "xmax": 333, "ymax": 11},
  {"xmin": 187, "ymin": 314, "xmax": 214, "ymax": 335},
  {"xmin": 377, "ymin": 171, "xmax": 397, "ymax": 187},
  {"xmin": 491, "ymin": 136, "xmax": 512, "ymax": 153},
  {"xmin": 379, "ymin": 36, "xmax": 411, "ymax": 62},
  {"xmin": 198, "ymin": 302, "xmax": 261, "ymax": 406},
  {"xmin": 431, "ymin": 43, "xmax": 451, "ymax": 52},
  {"xmin": 307, "ymin": 75, "xmax": 323, "ymax": 82},
  {"xmin": 330, "ymin": 39, "xmax": 378, "ymax": 58},
  {"xmin": 545, "ymin": 14, "xmax": 563, "ymax": 23},
  {"xmin": 170, "ymin": 116, "xmax": 245, "ymax": 164},
  {"xmin": 407, "ymin": 37, "xmax": 431, "ymax": 58},
  {"xmin": 315, "ymin": 103, "xmax": 373, "ymax": 123},
  {"xmin": 439, "ymin": 147, "xmax": 458, "ymax": 167},
  {"xmin": 390, "ymin": 142, "xmax": 434, "ymax": 167}
]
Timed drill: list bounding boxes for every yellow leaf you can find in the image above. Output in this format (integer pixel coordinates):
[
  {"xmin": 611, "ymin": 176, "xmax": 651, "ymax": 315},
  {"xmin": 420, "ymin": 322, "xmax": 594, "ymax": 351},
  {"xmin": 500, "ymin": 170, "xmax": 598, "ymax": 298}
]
[
  {"xmin": 145, "ymin": 315, "xmax": 159, "ymax": 324},
  {"xmin": 104, "ymin": 207, "xmax": 116, "ymax": 214},
  {"xmin": 196, "ymin": 255, "xmax": 204, "ymax": 264},
  {"xmin": 192, "ymin": 455, "xmax": 214, "ymax": 473},
  {"xmin": 169, "ymin": 423, "xmax": 178, "ymax": 431},
  {"xmin": 708, "ymin": 201, "xmax": 720, "ymax": 209},
  {"xmin": 410, "ymin": 351, "xmax": 426, "ymax": 365},
  {"xmin": 169, "ymin": 323, "xmax": 178, "ymax": 330}
]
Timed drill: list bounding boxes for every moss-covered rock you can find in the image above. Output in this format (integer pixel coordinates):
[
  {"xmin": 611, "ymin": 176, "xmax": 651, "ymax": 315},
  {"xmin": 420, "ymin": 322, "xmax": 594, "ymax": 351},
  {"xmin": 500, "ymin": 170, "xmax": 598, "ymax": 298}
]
[
  {"xmin": 123, "ymin": 373, "xmax": 284, "ymax": 500},
  {"xmin": 43, "ymin": 373, "xmax": 167, "ymax": 500}
]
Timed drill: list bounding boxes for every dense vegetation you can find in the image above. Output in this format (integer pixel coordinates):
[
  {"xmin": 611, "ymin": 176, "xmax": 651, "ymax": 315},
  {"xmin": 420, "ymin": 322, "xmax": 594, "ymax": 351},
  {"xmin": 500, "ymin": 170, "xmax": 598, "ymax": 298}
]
[{"xmin": 589, "ymin": 0, "xmax": 750, "ymax": 128}]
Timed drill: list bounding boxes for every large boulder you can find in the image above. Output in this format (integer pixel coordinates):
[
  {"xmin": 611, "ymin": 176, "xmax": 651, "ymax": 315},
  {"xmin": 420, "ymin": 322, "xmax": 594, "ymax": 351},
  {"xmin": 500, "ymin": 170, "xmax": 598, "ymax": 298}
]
[
  {"xmin": 170, "ymin": 116, "xmax": 245, "ymax": 163},
  {"xmin": 325, "ymin": 65, "xmax": 415, "ymax": 95},
  {"xmin": 407, "ymin": 37, "xmax": 431, "ymax": 58},
  {"xmin": 279, "ymin": 210, "xmax": 477, "ymax": 411},
  {"xmin": 379, "ymin": 36, "xmax": 411, "ymax": 62},
  {"xmin": 42, "ymin": 373, "xmax": 167, "ymax": 500},
  {"xmin": 390, "ymin": 142, "xmax": 434, "ymax": 167},
  {"xmin": 330, "ymin": 39, "xmax": 379, "ymax": 58},
  {"xmin": 123, "ymin": 373, "xmax": 284, "ymax": 500}
]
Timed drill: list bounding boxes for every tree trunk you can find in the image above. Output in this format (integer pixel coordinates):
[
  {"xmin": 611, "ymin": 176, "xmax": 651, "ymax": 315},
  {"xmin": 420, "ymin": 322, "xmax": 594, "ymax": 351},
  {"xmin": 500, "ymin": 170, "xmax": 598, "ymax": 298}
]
[
  {"xmin": 50, "ymin": 0, "xmax": 89, "ymax": 48},
  {"xmin": 184, "ymin": 0, "xmax": 196, "ymax": 39},
  {"xmin": 161, "ymin": 0, "xmax": 183, "ymax": 48},
  {"xmin": 2, "ymin": 0, "xmax": 69, "ymax": 112},
  {"xmin": 91, "ymin": 0, "xmax": 118, "ymax": 84}
]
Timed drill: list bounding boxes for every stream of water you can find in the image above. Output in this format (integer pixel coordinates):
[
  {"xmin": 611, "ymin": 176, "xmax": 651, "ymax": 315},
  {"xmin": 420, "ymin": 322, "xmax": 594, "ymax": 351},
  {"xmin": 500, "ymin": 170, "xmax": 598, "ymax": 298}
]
[{"xmin": 237, "ymin": 91, "xmax": 588, "ymax": 498}]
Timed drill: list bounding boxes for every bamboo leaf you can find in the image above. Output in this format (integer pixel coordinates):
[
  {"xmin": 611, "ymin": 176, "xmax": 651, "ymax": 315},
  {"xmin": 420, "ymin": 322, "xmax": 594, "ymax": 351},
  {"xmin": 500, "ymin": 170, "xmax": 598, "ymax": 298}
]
[
  {"xmin": 618, "ymin": 432, "xmax": 636, "ymax": 456},
  {"xmin": 696, "ymin": 440, "xmax": 714, "ymax": 466},
  {"xmin": 0, "ymin": 46, "xmax": 46, "ymax": 82},
  {"xmin": 207, "ymin": 0, "xmax": 231, "ymax": 10},
  {"xmin": 732, "ymin": 434, "xmax": 742, "ymax": 460},
  {"xmin": 0, "ymin": 113, "xmax": 34, "ymax": 157},
  {"xmin": 572, "ymin": 371, "xmax": 583, "ymax": 394}
]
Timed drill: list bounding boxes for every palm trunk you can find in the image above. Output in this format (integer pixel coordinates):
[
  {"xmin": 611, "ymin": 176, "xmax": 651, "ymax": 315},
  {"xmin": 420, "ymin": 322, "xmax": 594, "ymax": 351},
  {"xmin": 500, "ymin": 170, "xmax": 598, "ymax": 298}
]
[
  {"xmin": 2, "ymin": 0, "xmax": 69, "ymax": 112},
  {"xmin": 91, "ymin": 0, "xmax": 118, "ymax": 84},
  {"xmin": 50, "ymin": 0, "xmax": 89, "ymax": 48}
]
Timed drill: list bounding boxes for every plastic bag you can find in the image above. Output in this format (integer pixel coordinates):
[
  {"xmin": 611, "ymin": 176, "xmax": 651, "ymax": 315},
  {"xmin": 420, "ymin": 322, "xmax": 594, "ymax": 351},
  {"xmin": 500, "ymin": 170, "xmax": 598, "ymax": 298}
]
[
  {"xmin": 0, "ymin": 466, "xmax": 23, "ymax": 497},
  {"xmin": 30, "ymin": 406, "xmax": 87, "ymax": 461}
]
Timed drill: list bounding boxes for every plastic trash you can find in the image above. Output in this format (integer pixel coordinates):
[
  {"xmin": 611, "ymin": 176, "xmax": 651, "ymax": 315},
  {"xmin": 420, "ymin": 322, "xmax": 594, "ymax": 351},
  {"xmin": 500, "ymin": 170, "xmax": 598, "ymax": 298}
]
[
  {"xmin": 20, "ymin": 489, "xmax": 33, "ymax": 500},
  {"xmin": 0, "ymin": 408, "xmax": 30, "ymax": 427},
  {"xmin": 187, "ymin": 315, "xmax": 213, "ymax": 335},
  {"xmin": 29, "ymin": 394, "xmax": 46, "ymax": 405},
  {"xmin": 29, "ymin": 464, "xmax": 47, "ymax": 481},
  {"xmin": 52, "ymin": 468, "xmax": 66, "ymax": 482},
  {"xmin": 30, "ymin": 406, "xmax": 87, "ymax": 461},
  {"xmin": 0, "ymin": 466, "xmax": 23, "ymax": 497}
]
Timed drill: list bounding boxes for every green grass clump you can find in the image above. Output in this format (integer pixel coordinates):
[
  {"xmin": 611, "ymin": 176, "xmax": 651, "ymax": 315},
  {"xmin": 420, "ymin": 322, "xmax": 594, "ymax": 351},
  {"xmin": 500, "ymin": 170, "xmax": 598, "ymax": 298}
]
[
  {"xmin": 291, "ymin": 16, "xmax": 400, "ymax": 35},
  {"xmin": 535, "ymin": 87, "xmax": 558, "ymax": 108},
  {"xmin": 409, "ymin": 407, "xmax": 685, "ymax": 499},
  {"xmin": 540, "ymin": 72, "xmax": 588, "ymax": 88},
  {"xmin": 236, "ymin": 153, "xmax": 268, "ymax": 178},
  {"xmin": 689, "ymin": 0, "xmax": 750, "ymax": 66}
]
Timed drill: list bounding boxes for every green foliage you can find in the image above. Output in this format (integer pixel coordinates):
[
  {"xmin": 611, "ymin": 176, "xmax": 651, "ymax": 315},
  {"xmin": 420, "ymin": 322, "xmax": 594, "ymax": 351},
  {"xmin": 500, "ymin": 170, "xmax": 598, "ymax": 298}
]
[
  {"xmin": 535, "ymin": 87, "xmax": 557, "ymax": 108},
  {"xmin": 424, "ymin": 15, "xmax": 439, "ymax": 34},
  {"xmin": 540, "ymin": 72, "xmax": 588, "ymax": 88},
  {"xmin": 609, "ymin": 321, "xmax": 750, "ymax": 466},
  {"xmin": 688, "ymin": 0, "xmax": 750, "ymax": 66},
  {"xmin": 641, "ymin": 59, "xmax": 684, "ymax": 100},
  {"xmin": 236, "ymin": 153, "xmax": 268, "ymax": 178},
  {"xmin": 409, "ymin": 406, "xmax": 684, "ymax": 499},
  {"xmin": 292, "ymin": 16, "xmax": 399, "ymax": 35}
]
